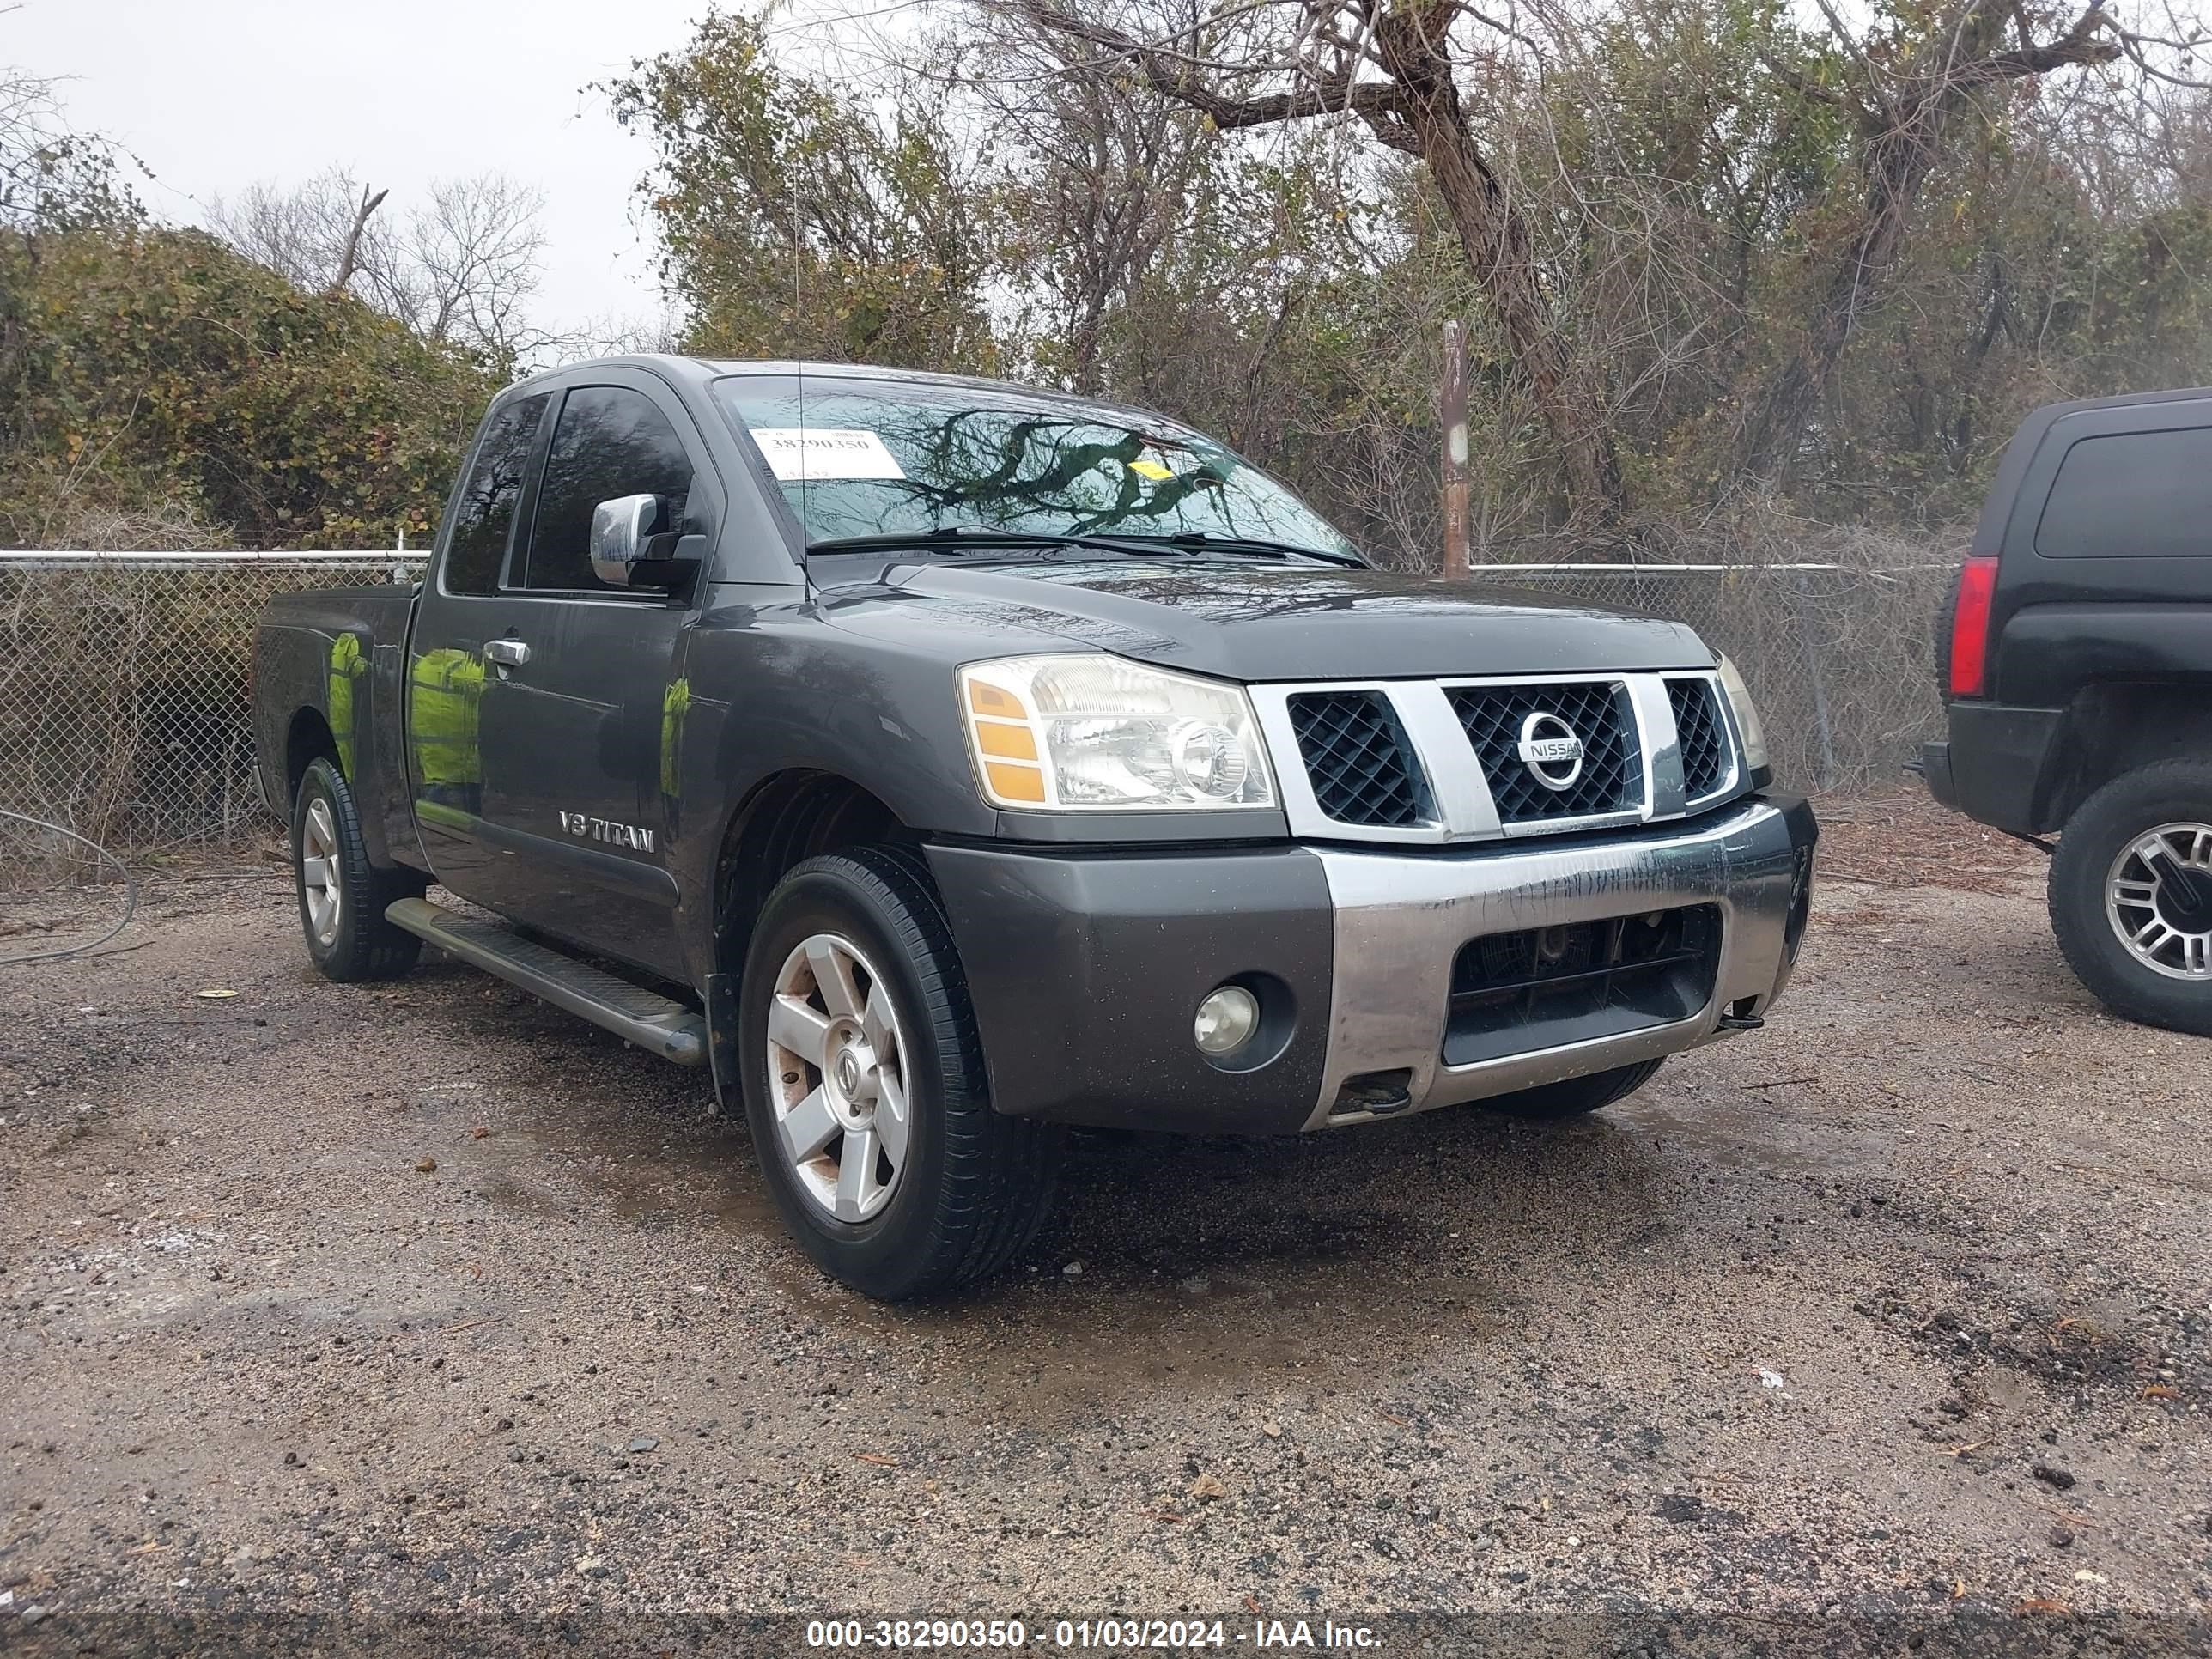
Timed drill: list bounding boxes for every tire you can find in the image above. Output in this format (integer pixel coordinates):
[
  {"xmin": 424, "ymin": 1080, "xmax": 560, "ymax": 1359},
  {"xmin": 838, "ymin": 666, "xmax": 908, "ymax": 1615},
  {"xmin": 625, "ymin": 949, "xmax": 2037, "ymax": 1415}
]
[
  {"xmin": 1933, "ymin": 568, "xmax": 1960, "ymax": 693},
  {"xmin": 1484, "ymin": 1058, "xmax": 1663, "ymax": 1121},
  {"xmin": 291, "ymin": 756, "xmax": 424, "ymax": 982},
  {"xmin": 738, "ymin": 848, "xmax": 1062, "ymax": 1300},
  {"xmin": 2048, "ymin": 759, "xmax": 2212, "ymax": 1037}
]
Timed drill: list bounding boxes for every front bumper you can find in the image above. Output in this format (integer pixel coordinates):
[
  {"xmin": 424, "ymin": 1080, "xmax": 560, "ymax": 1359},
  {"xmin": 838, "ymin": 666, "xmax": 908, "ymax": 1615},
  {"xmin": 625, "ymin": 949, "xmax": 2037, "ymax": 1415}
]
[
  {"xmin": 1304, "ymin": 794, "xmax": 1814, "ymax": 1128},
  {"xmin": 926, "ymin": 794, "xmax": 1816, "ymax": 1135}
]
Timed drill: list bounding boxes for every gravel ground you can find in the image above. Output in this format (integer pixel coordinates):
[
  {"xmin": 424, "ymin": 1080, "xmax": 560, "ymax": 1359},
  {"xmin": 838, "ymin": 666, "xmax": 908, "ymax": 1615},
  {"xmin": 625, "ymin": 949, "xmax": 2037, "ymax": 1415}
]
[{"xmin": 3, "ymin": 794, "xmax": 2209, "ymax": 1635}]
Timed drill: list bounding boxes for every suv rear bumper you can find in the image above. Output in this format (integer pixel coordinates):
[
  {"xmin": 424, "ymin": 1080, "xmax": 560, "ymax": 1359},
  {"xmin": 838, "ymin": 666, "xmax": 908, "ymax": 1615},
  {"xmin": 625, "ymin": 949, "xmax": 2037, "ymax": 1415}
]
[
  {"xmin": 1922, "ymin": 702, "xmax": 2065, "ymax": 834},
  {"xmin": 927, "ymin": 795, "xmax": 1816, "ymax": 1135}
]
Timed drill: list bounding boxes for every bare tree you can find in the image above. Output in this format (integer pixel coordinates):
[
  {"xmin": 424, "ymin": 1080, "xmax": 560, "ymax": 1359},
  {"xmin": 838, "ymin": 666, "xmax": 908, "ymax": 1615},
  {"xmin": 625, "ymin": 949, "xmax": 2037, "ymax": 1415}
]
[
  {"xmin": 326, "ymin": 182, "xmax": 388, "ymax": 295},
  {"xmin": 205, "ymin": 167, "xmax": 370, "ymax": 289},
  {"xmin": 209, "ymin": 168, "xmax": 548, "ymax": 360},
  {"xmin": 988, "ymin": 0, "xmax": 1628, "ymax": 519},
  {"xmin": 986, "ymin": 0, "xmax": 2206, "ymax": 518},
  {"xmin": 384, "ymin": 175, "xmax": 547, "ymax": 357},
  {"xmin": 954, "ymin": 3, "xmax": 1219, "ymax": 395},
  {"xmin": 1742, "ymin": 0, "xmax": 2131, "ymax": 480},
  {"xmin": 0, "ymin": 64, "xmax": 134, "ymax": 231}
]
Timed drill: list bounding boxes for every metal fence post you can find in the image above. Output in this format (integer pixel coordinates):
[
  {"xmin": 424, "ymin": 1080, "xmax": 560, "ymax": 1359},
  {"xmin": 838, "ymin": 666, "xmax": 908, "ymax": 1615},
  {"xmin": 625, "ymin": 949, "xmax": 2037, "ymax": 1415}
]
[
  {"xmin": 1790, "ymin": 568, "xmax": 1839, "ymax": 789},
  {"xmin": 1440, "ymin": 320, "xmax": 1470, "ymax": 580}
]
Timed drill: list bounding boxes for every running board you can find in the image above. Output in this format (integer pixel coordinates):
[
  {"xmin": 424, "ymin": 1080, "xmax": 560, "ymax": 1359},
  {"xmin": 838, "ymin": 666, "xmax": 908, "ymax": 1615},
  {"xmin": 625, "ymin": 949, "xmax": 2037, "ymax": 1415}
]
[{"xmin": 384, "ymin": 897, "xmax": 708, "ymax": 1067}]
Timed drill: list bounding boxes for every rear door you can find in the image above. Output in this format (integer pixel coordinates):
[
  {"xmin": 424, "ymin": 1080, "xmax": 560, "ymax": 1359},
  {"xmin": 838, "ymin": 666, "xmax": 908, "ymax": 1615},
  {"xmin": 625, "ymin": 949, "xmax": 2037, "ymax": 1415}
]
[{"xmin": 406, "ymin": 387, "xmax": 554, "ymax": 905}]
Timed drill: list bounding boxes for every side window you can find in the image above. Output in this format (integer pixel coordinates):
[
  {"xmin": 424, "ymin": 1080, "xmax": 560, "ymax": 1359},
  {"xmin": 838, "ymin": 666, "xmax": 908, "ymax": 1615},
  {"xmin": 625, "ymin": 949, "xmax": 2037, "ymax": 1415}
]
[
  {"xmin": 443, "ymin": 392, "xmax": 550, "ymax": 595},
  {"xmin": 520, "ymin": 386, "xmax": 696, "ymax": 592},
  {"xmin": 2038, "ymin": 427, "xmax": 2212, "ymax": 559}
]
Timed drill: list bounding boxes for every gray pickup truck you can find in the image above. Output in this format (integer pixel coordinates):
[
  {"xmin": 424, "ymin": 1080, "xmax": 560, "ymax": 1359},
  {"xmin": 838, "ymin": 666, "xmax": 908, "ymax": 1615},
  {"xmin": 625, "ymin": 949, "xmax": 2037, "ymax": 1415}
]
[{"xmin": 253, "ymin": 355, "xmax": 1817, "ymax": 1299}]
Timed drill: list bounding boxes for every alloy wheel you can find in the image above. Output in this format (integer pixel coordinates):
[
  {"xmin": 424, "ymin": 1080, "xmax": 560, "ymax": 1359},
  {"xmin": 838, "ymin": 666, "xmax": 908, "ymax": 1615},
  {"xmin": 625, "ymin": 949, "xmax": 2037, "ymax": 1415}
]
[
  {"xmin": 764, "ymin": 932, "xmax": 912, "ymax": 1223},
  {"xmin": 301, "ymin": 797, "xmax": 343, "ymax": 949},
  {"xmin": 2106, "ymin": 821, "xmax": 2212, "ymax": 980}
]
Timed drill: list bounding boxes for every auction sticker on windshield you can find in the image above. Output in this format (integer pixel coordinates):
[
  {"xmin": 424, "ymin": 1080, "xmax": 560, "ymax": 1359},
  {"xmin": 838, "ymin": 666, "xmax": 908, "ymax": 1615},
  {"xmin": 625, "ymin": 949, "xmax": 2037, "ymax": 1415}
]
[{"xmin": 750, "ymin": 428, "xmax": 908, "ymax": 482}]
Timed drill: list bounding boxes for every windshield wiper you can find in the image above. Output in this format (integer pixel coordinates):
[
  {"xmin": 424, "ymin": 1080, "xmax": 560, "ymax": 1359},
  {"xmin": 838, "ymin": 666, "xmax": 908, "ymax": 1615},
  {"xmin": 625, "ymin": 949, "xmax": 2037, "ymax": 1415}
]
[
  {"xmin": 806, "ymin": 526, "xmax": 1101, "ymax": 554},
  {"xmin": 1095, "ymin": 531, "xmax": 1367, "ymax": 568},
  {"xmin": 805, "ymin": 525, "xmax": 1368, "ymax": 568}
]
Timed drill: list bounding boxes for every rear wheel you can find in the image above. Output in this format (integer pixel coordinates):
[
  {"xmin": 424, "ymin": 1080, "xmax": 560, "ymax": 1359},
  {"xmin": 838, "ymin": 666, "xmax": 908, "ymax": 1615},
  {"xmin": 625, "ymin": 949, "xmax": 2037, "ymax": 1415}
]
[
  {"xmin": 1484, "ymin": 1058, "xmax": 1663, "ymax": 1121},
  {"xmin": 2050, "ymin": 760, "xmax": 2212, "ymax": 1036},
  {"xmin": 738, "ymin": 848, "xmax": 1062, "ymax": 1299},
  {"xmin": 292, "ymin": 757, "xmax": 423, "ymax": 982}
]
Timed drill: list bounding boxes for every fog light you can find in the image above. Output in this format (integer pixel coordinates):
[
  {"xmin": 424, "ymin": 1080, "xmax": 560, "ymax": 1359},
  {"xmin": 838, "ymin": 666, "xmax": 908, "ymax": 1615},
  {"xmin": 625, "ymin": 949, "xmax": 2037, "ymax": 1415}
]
[{"xmin": 1194, "ymin": 985, "xmax": 1261, "ymax": 1056}]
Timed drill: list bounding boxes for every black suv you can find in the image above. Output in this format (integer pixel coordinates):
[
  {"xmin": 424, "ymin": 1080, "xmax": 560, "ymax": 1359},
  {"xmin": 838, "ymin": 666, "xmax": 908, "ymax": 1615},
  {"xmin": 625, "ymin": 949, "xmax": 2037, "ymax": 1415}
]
[{"xmin": 1924, "ymin": 386, "xmax": 2212, "ymax": 1036}]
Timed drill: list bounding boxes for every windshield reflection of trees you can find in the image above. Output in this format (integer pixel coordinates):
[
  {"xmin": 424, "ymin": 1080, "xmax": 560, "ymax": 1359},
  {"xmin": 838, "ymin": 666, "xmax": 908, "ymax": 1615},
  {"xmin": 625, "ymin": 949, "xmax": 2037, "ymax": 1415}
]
[{"xmin": 786, "ymin": 399, "xmax": 1345, "ymax": 548}]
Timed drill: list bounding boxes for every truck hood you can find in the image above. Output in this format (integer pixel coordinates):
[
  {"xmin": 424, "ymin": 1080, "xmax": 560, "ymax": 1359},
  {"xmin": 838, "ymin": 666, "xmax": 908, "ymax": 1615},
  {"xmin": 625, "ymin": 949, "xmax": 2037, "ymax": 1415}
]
[{"xmin": 841, "ymin": 559, "xmax": 1711, "ymax": 681}]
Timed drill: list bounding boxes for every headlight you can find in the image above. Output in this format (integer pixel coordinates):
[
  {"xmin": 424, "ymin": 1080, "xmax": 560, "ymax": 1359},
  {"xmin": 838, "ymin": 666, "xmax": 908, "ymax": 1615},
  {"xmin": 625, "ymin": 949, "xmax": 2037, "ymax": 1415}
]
[
  {"xmin": 1713, "ymin": 653, "xmax": 1771, "ymax": 775},
  {"xmin": 959, "ymin": 654, "xmax": 1277, "ymax": 811}
]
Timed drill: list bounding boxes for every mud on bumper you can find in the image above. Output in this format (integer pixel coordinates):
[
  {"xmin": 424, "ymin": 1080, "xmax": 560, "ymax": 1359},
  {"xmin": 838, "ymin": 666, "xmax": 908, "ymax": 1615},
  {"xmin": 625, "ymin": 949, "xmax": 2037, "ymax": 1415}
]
[{"xmin": 926, "ymin": 794, "xmax": 1816, "ymax": 1135}]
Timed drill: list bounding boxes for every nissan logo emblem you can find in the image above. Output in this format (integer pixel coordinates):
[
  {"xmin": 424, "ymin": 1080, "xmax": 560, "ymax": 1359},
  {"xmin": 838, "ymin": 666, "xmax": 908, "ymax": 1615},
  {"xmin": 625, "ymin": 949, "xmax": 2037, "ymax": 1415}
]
[{"xmin": 1516, "ymin": 711, "xmax": 1586, "ymax": 792}]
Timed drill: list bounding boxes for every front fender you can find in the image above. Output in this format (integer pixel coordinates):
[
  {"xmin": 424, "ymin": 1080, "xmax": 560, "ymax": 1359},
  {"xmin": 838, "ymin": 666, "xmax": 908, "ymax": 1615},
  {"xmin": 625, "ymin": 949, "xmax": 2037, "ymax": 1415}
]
[
  {"xmin": 664, "ymin": 604, "xmax": 1000, "ymax": 981},
  {"xmin": 681, "ymin": 611, "xmax": 998, "ymax": 842}
]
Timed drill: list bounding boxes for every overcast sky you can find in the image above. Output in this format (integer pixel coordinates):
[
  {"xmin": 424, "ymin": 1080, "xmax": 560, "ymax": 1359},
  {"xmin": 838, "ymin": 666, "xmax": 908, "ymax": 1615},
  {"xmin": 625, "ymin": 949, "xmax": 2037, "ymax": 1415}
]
[{"xmin": 14, "ymin": 0, "xmax": 737, "ymax": 340}]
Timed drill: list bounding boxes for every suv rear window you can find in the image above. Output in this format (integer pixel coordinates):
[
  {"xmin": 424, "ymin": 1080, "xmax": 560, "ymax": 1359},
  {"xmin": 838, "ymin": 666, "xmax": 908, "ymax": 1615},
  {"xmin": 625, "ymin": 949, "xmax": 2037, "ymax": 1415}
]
[{"xmin": 2038, "ymin": 428, "xmax": 2212, "ymax": 559}]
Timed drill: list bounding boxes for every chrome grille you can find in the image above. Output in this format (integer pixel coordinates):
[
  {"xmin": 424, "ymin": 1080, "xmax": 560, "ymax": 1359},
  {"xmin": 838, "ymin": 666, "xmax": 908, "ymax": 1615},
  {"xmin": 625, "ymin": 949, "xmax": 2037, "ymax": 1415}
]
[
  {"xmin": 1446, "ymin": 681, "xmax": 1642, "ymax": 823},
  {"xmin": 1668, "ymin": 678, "xmax": 1729, "ymax": 800},
  {"xmin": 1250, "ymin": 670, "xmax": 1741, "ymax": 846},
  {"xmin": 1286, "ymin": 691, "xmax": 1421, "ymax": 827}
]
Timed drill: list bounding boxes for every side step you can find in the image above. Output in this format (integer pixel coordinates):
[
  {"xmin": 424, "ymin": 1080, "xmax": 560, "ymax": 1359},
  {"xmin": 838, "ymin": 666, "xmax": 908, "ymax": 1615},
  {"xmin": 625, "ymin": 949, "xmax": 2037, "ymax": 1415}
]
[{"xmin": 384, "ymin": 897, "xmax": 708, "ymax": 1067}]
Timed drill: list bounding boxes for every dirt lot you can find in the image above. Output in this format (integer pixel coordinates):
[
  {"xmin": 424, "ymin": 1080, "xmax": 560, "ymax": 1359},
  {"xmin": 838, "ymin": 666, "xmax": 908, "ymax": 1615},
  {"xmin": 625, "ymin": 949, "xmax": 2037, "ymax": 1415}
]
[{"xmin": 3, "ymin": 794, "xmax": 2209, "ymax": 1637}]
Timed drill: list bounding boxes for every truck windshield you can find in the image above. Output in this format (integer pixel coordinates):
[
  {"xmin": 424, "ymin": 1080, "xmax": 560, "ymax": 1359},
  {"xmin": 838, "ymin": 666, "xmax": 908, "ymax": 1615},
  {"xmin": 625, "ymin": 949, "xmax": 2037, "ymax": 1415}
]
[{"xmin": 712, "ymin": 374, "xmax": 1359, "ymax": 562}]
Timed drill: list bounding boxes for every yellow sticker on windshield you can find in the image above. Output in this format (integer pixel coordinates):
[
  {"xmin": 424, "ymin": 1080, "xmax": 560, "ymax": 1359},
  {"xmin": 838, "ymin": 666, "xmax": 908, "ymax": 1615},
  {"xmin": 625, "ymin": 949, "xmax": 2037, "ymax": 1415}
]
[{"xmin": 1128, "ymin": 458, "xmax": 1173, "ymax": 481}]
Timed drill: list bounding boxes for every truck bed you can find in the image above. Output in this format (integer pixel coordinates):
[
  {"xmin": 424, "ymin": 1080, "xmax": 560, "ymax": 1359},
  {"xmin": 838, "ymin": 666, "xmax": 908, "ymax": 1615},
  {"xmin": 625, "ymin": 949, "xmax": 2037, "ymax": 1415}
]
[{"xmin": 252, "ymin": 584, "xmax": 420, "ymax": 868}]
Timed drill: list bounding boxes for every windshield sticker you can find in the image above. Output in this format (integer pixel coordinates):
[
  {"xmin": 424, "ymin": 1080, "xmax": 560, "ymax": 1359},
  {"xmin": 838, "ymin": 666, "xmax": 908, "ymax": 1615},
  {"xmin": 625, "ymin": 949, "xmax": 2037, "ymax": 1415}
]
[
  {"xmin": 750, "ymin": 428, "xmax": 908, "ymax": 482},
  {"xmin": 1127, "ymin": 457, "xmax": 1174, "ymax": 482}
]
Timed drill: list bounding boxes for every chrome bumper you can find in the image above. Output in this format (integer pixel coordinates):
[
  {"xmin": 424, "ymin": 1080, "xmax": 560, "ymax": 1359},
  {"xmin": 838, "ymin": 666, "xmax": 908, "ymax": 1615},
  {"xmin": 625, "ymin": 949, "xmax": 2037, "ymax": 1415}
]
[{"xmin": 1305, "ymin": 797, "xmax": 1814, "ymax": 1129}]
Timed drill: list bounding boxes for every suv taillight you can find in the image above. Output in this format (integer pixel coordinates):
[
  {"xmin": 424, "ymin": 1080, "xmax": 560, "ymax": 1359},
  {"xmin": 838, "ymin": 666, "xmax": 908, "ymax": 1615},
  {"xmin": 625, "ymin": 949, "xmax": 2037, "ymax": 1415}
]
[{"xmin": 1948, "ymin": 555, "xmax": 2000, "ymax": 698}]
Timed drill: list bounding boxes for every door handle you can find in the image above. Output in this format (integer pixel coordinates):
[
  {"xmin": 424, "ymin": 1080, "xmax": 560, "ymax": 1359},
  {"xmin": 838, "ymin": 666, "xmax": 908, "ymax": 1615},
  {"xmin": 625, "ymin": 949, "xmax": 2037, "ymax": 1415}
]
[{"xmin": 483, "ymin": 638, "xmax": 531, "ymax": 667}]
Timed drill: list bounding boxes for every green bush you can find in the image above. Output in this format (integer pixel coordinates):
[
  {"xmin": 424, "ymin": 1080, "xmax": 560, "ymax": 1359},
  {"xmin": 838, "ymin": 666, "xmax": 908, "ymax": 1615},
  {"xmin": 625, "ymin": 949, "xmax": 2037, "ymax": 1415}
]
[{"xmin": 0, "ymin": 226, "xmax": 501, "ymax": 548}]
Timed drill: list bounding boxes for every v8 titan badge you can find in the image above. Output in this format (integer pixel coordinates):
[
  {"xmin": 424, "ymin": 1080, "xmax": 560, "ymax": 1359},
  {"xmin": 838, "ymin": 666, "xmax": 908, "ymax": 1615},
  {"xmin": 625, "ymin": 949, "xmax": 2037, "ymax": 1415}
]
[{"xmin": 1516, "ymin": 710, "xmax": 1586, "ymax": 792}]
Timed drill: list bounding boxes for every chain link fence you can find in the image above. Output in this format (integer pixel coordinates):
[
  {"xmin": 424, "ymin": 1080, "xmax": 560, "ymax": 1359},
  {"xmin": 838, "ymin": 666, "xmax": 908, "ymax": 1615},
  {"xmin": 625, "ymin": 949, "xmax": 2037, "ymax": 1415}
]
[
  {"xmin": 0, "ymin": 551, "xmax": 1949, "ymax": 887},
  {"xmin": 1, "ymin": 553, "xmax": 417, "ymax": 885},
  {"xmin": 1486, "ymin": 562, "xmax": 1951, "ymax": 792}
]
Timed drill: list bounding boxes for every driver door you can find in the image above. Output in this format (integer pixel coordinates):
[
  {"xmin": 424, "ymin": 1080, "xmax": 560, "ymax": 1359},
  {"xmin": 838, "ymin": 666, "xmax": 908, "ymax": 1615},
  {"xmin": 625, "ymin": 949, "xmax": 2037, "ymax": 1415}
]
[{"xmin": 470, "ymin": 375, "xmax": 713, "ymax": 980}]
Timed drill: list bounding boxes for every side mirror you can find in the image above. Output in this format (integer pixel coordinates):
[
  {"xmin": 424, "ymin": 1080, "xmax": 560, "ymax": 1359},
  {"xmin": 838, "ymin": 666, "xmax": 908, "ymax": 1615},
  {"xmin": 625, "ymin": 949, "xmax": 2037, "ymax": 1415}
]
[{"xmin": 589, "ymin": 494, "xmax": 662, "ymax": 586}]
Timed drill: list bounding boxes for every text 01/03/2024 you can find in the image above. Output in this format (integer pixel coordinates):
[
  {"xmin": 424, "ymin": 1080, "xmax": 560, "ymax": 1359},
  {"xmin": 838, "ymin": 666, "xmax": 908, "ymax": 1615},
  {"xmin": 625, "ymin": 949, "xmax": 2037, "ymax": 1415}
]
[{"xmin": 804, "ymin": 1619, "xmax": 1383, "ymax": 1650}]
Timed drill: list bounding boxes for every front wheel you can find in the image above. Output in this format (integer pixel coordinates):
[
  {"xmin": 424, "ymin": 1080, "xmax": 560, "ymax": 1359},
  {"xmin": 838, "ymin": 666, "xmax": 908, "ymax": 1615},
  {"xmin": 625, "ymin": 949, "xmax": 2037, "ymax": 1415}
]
[
  {"xmin": 2049, "ymin": 760, "xmax": 2212, "ymax": 1037},
  {"xmin": 738, "ymin": 848, "xmax": 1062, "ymax": 1300},
  {"xmin": 1483, "ymin": 1058, "xmax": 1663, "ymax": 1120}
]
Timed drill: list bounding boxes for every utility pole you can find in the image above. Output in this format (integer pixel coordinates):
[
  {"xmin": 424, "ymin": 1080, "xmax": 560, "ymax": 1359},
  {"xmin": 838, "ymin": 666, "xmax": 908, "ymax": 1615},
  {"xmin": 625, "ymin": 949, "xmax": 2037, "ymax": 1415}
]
[{"xmin": 1440, "ymin": 319, "xmax": 1470, "ymax": 580}]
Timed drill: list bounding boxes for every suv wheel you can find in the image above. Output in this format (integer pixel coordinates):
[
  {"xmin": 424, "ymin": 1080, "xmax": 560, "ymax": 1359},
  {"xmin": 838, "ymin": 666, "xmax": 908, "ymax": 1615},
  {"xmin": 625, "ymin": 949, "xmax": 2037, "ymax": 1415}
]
[
  {"xmin": 2049, "ymin": 760, "xmax": 2212, "ymax": 1036},
  {"xmin": 738, "ymin": 848, "xmax": 1062, "ymax": 1299},
  {"xmin": 1484, "ymin": 1058, "xmax": 1663, "ymax": 1120},
  {"xmin": 292, "ymin": 757, "xmax": 424, "ymax": 981}
]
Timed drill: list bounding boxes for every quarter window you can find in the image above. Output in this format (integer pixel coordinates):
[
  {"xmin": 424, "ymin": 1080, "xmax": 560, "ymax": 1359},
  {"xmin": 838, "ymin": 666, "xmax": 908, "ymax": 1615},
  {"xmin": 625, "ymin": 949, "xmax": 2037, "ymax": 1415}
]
[
  {"xmin": 2038, "ymin": 428, "xmax": 2212, "ymax": 559},
  {"xmin": 443, "ymin": 392, "xmax": 550, "ymax": 595},
  {"xmin": 521, "ymin": 386, "xmax": 696, "ymax": 592}
]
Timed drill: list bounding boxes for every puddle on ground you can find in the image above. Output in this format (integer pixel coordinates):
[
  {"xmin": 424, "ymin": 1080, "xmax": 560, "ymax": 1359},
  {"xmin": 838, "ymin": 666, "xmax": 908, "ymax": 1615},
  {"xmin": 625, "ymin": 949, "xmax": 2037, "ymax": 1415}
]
[
  {"xmin": 1628, "ymin": 1097, "xmax": 1878, "ymax": 1180},
  {"xmin": 459, "ymin": 1083, "xmax": 1536, "ymax": 1401},
  {"xmin": 434, "ymin": 1023, "xmax": 1778, "ymax": 1407}
]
